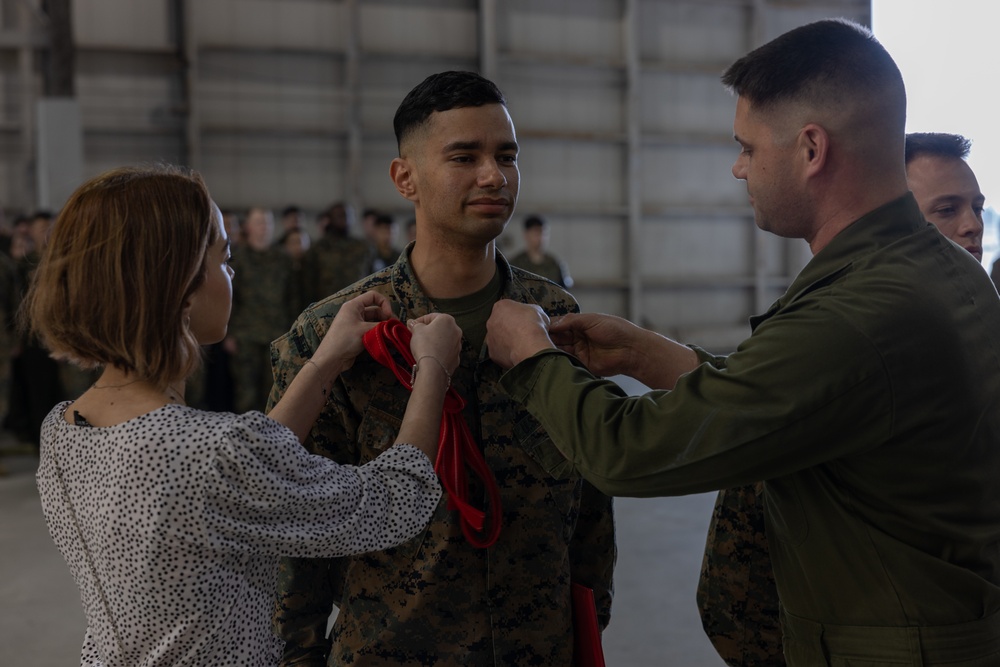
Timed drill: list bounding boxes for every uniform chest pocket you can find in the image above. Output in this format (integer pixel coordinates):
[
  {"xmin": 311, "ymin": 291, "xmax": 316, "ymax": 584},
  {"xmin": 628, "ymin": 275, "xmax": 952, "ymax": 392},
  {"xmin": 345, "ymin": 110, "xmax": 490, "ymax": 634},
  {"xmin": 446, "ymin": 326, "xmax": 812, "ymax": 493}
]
[{"xmin": 356, "ymin": 388, "xmax": 406, "ymax": 462}]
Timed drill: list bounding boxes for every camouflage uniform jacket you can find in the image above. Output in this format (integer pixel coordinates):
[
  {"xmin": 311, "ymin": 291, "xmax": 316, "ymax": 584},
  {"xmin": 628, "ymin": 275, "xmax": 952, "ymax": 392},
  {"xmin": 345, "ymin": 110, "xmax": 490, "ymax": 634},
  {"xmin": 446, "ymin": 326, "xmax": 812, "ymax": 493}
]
[
  {"xmin": 300, "ymin": 233, "xmax": 371, "ymax": 307},
  {"xmin": 696, "ymin": 483, "xmax": 784, "ymax": 666},
  {"xmin": 230, "ymin": 245, "xmax": 297, "ymax": 344},
  {"xmin": 270, "ymin": 247, "xmax": 616, "ymax": 667},
  {"xmin": 508, "ymin": 251, "xmax": 572, "ymax": 289}
]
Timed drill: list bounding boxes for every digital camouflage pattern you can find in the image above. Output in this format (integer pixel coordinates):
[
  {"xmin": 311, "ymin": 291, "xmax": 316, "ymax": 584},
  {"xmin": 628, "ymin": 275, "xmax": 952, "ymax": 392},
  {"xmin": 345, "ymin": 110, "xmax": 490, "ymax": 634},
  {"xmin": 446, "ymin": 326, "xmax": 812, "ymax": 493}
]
[
  {"xmin": 229, "ymin": 244, "xmax": 298, "ymax": 412},
  {"xmin": 270, "ymin": 247, "xmax": 616, "ymax": 667},
  {"xmin": 299, "ymin": 233, "xmax": 370, "ymax": 308},
  {"xmin": 697, "ymin": 483, "xmax": 784, "ymax": 666},
  {"xmin": 229, "ymin": 244, "xmax": 297, "ymax": 344},
  {"xmin": 0, "ymin": 251, "xmax": 19, "ymax": 423},
  {"xmin": 508, "ymin": 251, "xmax": 571, "ymax": 289}
]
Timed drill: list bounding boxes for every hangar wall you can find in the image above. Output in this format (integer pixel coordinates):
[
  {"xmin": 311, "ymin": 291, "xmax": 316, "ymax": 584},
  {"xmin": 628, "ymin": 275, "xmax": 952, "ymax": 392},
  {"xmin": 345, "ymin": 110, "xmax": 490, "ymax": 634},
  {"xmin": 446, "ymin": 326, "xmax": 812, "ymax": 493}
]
[{"xmin": 0, "ymin": 0, "xmax": 870, "ymax": 349}]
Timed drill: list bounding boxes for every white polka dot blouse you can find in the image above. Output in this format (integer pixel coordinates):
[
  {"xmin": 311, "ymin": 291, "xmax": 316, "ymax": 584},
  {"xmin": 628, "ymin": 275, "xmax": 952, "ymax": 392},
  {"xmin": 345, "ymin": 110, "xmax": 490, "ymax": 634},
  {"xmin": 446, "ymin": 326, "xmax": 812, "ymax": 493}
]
[{"xmin": 36, "ymin": 402, "xmax": 441, "ymax": 666}]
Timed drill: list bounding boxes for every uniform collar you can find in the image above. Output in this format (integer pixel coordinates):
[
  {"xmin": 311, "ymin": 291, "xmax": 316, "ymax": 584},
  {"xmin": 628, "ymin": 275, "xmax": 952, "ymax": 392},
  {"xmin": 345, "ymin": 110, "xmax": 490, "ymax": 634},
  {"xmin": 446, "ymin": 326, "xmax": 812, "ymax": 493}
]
[
  {"xmin": 750, "ymin": 193, "xmax": 924, "ymax": 330},
  {"xmin": 389, "ymin": 242, "xmax": 520, "ymax": 321}
]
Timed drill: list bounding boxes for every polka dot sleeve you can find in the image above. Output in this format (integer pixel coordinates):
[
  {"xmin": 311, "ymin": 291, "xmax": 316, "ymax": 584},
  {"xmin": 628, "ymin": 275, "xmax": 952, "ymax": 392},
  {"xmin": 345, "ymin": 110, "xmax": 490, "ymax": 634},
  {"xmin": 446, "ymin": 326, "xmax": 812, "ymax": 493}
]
[{"xmin": 201, "ymin": 411, "xmax": 442, "ymax": 558}]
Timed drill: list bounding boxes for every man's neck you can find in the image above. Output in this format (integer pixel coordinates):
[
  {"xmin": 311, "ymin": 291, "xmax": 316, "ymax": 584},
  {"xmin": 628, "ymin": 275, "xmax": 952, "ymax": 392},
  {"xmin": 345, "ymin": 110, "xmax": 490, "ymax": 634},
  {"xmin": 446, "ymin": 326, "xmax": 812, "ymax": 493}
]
[
  {"xmin": 806, "ymin": 168, "xmax": 909, "ymax": 255},
  {"xmin": 410, "ymin": 240, "xmax": 497, "ymax": 299}
]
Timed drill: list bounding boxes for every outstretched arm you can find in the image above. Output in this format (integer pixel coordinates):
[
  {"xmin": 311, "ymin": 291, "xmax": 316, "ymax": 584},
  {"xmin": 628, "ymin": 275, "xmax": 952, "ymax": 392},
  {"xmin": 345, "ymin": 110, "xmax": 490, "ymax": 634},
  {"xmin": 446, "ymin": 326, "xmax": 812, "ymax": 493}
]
[
  {"xmin": 486, "ymin": 301, "xmax": 698, "ymax": 389},
  {"xmin": 549, "ymin": 312, "xmax": 698, "ymax": 390}
]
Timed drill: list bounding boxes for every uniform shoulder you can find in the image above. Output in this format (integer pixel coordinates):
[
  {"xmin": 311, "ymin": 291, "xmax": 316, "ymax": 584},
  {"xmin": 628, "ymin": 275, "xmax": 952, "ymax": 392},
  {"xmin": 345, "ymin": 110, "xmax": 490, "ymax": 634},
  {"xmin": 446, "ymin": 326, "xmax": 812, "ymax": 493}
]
[
  {"xmin": 300, "ymin": 267, "xmax": 396, "ymax": 319},
  {"xmin": 508, "ymin": 265, "xmax": 578, "ymax": 313}
]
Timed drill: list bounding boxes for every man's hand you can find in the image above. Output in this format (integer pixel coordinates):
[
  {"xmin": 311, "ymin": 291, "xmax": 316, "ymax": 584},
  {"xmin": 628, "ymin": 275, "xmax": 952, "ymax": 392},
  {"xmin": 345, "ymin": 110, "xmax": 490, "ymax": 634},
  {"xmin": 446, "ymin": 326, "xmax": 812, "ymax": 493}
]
[
  {"xmin": 486, "ymin": 300, "xmax": 556, "ymax": 369},
  {"xmin": 551, "ymin": 312, "xmax": 700, "ymax": 389},
  {"xmin": 547, "ymin": 312, "xmax": 643, "ymax": 378}
]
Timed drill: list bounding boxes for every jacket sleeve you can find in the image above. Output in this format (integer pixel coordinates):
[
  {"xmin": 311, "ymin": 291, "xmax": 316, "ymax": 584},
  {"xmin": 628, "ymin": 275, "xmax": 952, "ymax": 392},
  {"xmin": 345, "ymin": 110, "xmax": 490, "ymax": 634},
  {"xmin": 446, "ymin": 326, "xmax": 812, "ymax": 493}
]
[
  {"xmin": 569, "ymin": 479, "xmax": 616, "ymax": 629},
  {"xmin": 499, "ymin": 301, "xmax": 892, "ymax": 498}
]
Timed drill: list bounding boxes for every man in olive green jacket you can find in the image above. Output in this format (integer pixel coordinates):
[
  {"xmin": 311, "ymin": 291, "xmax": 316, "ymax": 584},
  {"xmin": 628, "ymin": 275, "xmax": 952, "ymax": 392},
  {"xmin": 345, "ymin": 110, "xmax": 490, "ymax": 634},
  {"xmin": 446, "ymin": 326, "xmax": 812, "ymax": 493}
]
[{"xmin": 486, "ymin": 19, "xmax": 1000, "ymax": 666}]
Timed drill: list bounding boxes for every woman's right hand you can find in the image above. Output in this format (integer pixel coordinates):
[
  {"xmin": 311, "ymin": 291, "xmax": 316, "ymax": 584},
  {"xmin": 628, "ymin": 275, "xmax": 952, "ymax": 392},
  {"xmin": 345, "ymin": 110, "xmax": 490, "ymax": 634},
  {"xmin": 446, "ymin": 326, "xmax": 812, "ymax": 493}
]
[
  {"xmin": 407, "ymin": 313, "xmax": 462, "ymax": 379},
  {"xmin": 311, "ymin": 291, "xmax": 393, "ymax": 375}
]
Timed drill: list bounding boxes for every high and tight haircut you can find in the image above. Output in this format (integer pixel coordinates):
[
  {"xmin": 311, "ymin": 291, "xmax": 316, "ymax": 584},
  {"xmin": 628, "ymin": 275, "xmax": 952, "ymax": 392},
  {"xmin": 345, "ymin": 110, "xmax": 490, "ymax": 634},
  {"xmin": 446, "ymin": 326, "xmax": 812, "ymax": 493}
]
[
  {"xmin": 393, "ymin": 70, "xmax": 507, "ymax": 153},
  {"xmin": 22, "ymin": 164, "xmax": 218, "ymax": 389},
  {"xmin": 721, "ymin": 18, "xmax": 904, "ymax": 115},
  {"xmin": 905, "ymin": 132, "xmax": 972, "ymax": 165}
]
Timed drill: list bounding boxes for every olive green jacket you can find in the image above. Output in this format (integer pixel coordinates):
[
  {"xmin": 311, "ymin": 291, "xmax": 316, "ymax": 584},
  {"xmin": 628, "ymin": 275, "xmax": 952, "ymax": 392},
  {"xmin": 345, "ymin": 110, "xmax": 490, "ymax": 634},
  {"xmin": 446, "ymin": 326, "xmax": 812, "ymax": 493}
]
[
  {"xmin": 501, "ymin": 194, "xmax": 1000, "ymax": 664},
  {"xmin": 270, "ymin": 247, "xmax": 616, "ymax": 666}
]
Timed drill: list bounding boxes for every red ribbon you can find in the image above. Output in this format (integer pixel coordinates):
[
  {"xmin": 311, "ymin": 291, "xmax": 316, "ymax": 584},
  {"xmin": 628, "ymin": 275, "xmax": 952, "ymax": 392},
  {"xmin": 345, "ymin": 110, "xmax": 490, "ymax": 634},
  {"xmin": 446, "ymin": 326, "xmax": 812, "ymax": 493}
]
[{"xmin": 362, "ymin": 318, "xmax": 502, "ymax": 548}]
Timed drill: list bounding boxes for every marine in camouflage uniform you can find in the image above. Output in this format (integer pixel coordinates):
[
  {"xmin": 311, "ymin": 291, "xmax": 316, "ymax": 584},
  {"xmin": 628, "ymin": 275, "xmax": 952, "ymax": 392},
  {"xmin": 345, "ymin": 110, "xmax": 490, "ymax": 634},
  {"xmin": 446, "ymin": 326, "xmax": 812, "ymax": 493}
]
[
  {"xmin": 0, "ymin": 250, "xmax": 19, "ymax": 419},
  {"xmin": 508, "ymin": 215, "xmax": 573, "ymax": 289},
  {"xmin": 508, "ymin": 250, "xmax": 572, "ymax": 289},
  {"xmin": 697, "ymin": 483, "xmax": 784, "ymax": 666},
  {"xmin": 269, "ymin": 247, "xmax": 615, "ymax": 666},
  {"xmin": 300, "ymin": 225, "xmax": 371, "ymax": 307},
  {"xmin": 228, "ymin": 242, "xmax": 297, "ymax": 413}
]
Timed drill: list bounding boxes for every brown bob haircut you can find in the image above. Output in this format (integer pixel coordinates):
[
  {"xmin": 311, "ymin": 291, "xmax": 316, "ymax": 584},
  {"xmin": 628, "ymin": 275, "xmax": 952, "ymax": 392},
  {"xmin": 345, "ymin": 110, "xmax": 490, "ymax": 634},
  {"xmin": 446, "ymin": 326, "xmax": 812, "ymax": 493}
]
[{"xmin": 23, "ymin": 164, "xmax": 219, "ymax": 389}]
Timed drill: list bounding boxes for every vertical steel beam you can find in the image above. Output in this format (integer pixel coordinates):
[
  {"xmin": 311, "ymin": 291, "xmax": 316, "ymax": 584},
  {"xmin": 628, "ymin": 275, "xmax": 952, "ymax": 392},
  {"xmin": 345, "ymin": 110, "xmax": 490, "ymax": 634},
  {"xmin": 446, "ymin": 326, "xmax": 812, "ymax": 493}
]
[
  {"xmin": 478, "ymin": 0, "xmax": 497, "ymax": 81},
  {"xmin": 178, "ymin": 0, "xmax": 200, "ymax": 168},
  {"xmin": 18, "ymin": 0, "xmax": 38, "ymax": 210},
  {"xmin": 624, "ymin": 0, "xmax": 642, "ymax": 323},
  {"xmin": 345, "ymin": 0, "xmax": 362, "ymax": 218}
]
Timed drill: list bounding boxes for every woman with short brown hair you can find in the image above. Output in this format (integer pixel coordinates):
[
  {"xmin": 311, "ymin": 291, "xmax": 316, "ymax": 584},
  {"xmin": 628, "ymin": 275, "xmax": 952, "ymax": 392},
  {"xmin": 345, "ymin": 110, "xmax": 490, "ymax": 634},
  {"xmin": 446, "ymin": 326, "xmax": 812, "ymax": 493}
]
[{"xmin": 27, "ymin": 164, "xmax": 459, "ymax": 666}]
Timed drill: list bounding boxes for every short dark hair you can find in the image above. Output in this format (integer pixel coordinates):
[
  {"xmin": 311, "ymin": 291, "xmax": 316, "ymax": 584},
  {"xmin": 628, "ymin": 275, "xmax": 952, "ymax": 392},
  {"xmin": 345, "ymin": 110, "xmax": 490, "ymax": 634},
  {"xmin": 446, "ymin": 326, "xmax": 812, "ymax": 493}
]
[
  {"xmin": 905, "ymin": 132, "xmax": 972, "ymax": 165},
  {"xmin": 281, "ymin": 205, "xmax": 300, "ymax": 217},
  {"xmin": 393, "ymin": 71, "xmax": 506, "ymax": 152},
  {"xmin": 721, "ymin": 19, "xmax": 903, "ymax": 116},
  {"xmin": 523, "ymin": 215, "xmax": 546, "ymax": 230},
  {"xmin": 374, "ymin": 213, "xmax": 394, "ymax": 228}
]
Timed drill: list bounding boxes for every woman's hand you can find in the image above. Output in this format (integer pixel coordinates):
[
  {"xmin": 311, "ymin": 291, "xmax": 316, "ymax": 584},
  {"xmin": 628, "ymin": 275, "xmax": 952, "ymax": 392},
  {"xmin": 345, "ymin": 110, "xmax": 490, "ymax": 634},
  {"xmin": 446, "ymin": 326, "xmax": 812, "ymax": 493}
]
[
  {"xmin": 312, "ymin": 291, "xmax": 393, "ymax": 375},
  {"xmin": 408, "ymin": 313, "xmax": 462, "ymax": 381}
]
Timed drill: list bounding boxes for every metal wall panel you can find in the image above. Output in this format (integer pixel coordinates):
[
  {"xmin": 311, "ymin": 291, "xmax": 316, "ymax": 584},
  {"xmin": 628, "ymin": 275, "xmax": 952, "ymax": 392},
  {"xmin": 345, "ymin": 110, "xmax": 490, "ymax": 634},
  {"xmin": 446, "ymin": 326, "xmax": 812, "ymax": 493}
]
[
  {"xmin": 73, "ymin": 0, "xmax": 172, "ymax": 49},
  {"xmin": 199, "ymin": 133, "xmax": 346, "ymax": 209},
  {"xmin": 192, "ymin": 0, "xmax": 347, "ymax": 51},
  {"xmin": 0, "ymin": 0, "xmax": 874, "ymax": 345}
]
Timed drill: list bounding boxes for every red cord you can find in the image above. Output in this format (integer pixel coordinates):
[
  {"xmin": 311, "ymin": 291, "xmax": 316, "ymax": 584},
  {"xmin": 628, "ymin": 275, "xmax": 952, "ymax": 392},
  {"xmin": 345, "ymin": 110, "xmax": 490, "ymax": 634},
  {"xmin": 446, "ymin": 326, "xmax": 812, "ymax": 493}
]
[{"xmin": 362, "ymin": 319, "xmax": 502, "ymax": 548}]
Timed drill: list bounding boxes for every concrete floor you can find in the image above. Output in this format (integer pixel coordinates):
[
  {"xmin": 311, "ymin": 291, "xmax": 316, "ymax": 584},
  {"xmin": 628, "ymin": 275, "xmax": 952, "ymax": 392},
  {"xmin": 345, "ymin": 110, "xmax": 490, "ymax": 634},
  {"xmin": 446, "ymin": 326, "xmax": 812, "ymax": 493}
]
[{"xmin": 0, "ymin": 436, "xmax": 727, "ymax": 667}]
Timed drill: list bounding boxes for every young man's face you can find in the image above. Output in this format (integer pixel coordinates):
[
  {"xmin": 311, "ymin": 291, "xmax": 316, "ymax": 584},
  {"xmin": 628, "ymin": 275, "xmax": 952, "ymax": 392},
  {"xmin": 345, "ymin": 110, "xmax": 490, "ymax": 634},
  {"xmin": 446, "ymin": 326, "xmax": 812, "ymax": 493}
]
[
  {"xmin": 906, "ymin": 154, "xmax": 985, "ymax": 261},
  {"xmin": 400, "ymin": 104, "xmax": 520, "ymax": 248}
]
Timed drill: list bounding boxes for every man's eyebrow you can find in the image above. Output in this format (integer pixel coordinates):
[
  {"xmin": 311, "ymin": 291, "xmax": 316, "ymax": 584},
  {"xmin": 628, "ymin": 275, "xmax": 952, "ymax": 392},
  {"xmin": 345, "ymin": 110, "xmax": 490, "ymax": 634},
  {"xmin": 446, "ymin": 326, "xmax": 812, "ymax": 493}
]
[
  {"xmin": 927, "ymin": 194, "xmax": 964, "ymax": 206},
  {"xmin": 442, "ymin": 141, "xmax": 482, "ymax": 152},
  {"xmin": 441, "ymin": 140, "xmax": 519, "ymax": 153}
]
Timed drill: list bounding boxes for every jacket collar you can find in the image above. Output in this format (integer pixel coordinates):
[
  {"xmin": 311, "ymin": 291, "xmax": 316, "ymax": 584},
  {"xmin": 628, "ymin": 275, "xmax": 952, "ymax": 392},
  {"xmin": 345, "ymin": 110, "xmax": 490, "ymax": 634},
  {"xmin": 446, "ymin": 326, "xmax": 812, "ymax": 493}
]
[
  {"xmin": 388, "ymin": 242, "xmax": 522, "ymax": 321},
  {"xmin": 750, "ymin": 193, "xmax": 924, "ymax": 330}
]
